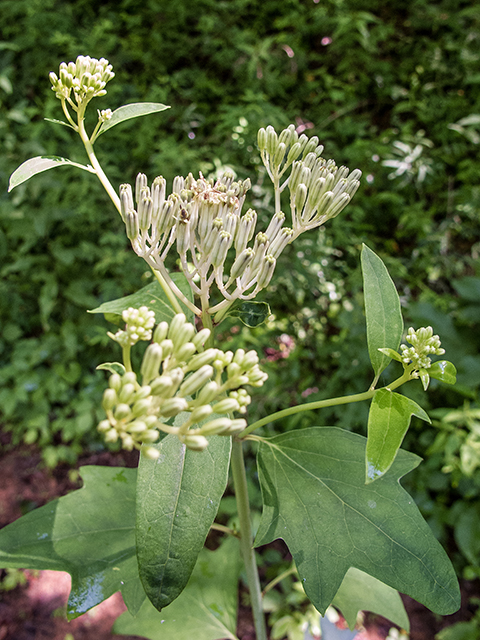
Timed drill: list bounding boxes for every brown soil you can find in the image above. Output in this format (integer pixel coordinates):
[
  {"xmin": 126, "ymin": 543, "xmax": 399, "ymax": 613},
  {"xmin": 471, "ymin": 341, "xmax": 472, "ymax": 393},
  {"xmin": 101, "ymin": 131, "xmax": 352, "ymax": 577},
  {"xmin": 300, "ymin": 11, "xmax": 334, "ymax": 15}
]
[{"xmin": 0, "ymin": 439, "xmax": 478, "ymax": 640}]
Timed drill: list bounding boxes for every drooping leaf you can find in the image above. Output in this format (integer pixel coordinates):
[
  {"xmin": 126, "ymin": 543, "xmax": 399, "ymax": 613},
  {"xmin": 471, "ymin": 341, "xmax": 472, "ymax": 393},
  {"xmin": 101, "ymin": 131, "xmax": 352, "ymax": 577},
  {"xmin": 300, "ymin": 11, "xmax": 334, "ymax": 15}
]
[
  {"xmin": 0, "ymin": 466, "xmax": 146, "ymax": 619},
  {"xmin": 96, "ymin": 362, "xmax": 126, "ymax": 375},
  {"xmin": 44, "ymin": 117, "xmax": 76, "ymax": 130},
  {"xmin": 8, "ymin": 156, "xmax": 96, "ymax": 191},
  {"xmin": 136, "ymin": 432, "xmax": 231, "ymax": 611},
  {"xmin": 88, "ymin": 273, "xmax": 194, "ymax": 323},
  {"xmin": 366, "ymin": 389, "xmax": 430, "ymax": 483},
  {"xmin": 255, "ymin": 427, "xmax": 460, "ymax": 616},
  {"xmin": 114, "ymin": 536, "xmax": 241, "ymax": 640},
  {"xmin": 97, "ymin": 102, "xmax": 170, "ymax": 137},
  {"xmin": 361, "ymin": 245, "xmax": 403, "ymax": 384},
  {"xmin": 429, "ymin": 361, "xmax": 457, "ymax": 385},
  {"xmin": 332, "ymin": 567, "xmax": 409, "ymax": 631},
  {"xmin": 224, "ymin": 301, "xmax": 271, "ymax": 327}
]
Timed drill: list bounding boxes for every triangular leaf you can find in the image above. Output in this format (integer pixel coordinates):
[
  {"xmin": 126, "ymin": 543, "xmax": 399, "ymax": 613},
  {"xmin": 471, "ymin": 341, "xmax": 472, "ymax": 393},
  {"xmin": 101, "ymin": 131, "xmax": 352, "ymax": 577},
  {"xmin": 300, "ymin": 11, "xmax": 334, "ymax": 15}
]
[
  {"xmin": 332, "ymin": 567, "xmax": 409, "ymax": 631},
  {"xmin": 8, "ymin": 156, "xmax": 96, "ymax": 191},
  {"xmin": 88, "ymin": 273, "xmax": 194, "ymax": 323},
  {"xmin": 366, "ymin": 389, "xmax": 430, "ymax": 483},
  {"xmin": 137, "ymin": 431, "xmax": 231, "ymax": 610},
  {"xmin": 97, "ymin": 102, "xmax": 170, "ymax": 137},
  {"xmin": 255, "ymin": 427, "xmax": 460, "ymax": 616},
  {"xmin": 361, "ymin": 245, "xmax": 403, "ymax": 384},
  {"xmin": 224, "ymin": 301, "xmax": 271, "ymax": 327},
  {"xmin": 429, "ymin": 361, "xmax": 457, "ymax": 385},
  {"xmin": 114, "ymin": 536, "xmax": 241, "ymax": 640},
  {"xmin": 0, "ymin": 466, "xmax": 146, "ymax": 619}
]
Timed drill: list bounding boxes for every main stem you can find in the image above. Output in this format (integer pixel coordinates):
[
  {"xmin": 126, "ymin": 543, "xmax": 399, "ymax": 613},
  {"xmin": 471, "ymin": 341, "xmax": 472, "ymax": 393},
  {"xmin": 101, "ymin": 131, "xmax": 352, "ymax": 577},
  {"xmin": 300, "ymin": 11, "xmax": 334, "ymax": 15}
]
[{"xmin": 231, "ymin": 439, "xmax": 267, "ymax": 640}]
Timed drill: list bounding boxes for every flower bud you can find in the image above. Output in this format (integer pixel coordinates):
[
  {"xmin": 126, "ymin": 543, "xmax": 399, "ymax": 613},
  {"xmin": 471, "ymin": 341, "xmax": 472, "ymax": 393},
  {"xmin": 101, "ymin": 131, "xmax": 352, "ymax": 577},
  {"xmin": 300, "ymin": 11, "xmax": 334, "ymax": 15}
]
[
  {"xmin": 182, "ymin": 434, "xmax": 209, "ymax": 451},
  {"xmin": 154, "ymin": 321, "xmax": 169, "ymax": 344},
  {"xmin": 279, "ymin": 124, "xmax": 296, "ymax": 147},
  {"xmin": 265, "ymin": 211, "xmax": 285, "ymax": 243},
  {"xmin": 138, "ymin": 193, "xmax": 153, "ymax": 231},
  {"xmin": 286, "ymin": 141, "xmax": 303, "ymax": 165},
  {"xmin": 174, "ymin": 341, "xmax": 197, "ymax": 363},
  {"xmin": 109, "ymin": 373, "xmax": 122, "ymax": 392},
  {"xmin": 129, "ymin": 420, "xmax": 148, "ymax": 433},
  {"xmin": 139, "ymin": 429, "xmax": 160, "ymax": 443},
  {"xmin": 196, "ymin": 381, "xmax": 220, "ymax": 405},
  {"xmin": 200, "ymin": 418, "xmax": 233, "ymax": 436},
  {"xmin": 135, "ymin": 173, "xmax": 148, "ymax": 205},
  {"xmin": 142, "ymin": 446, "xmax": 160, "ymax": 460},
  {"xmin": 192, "ymin": 328, "xmax": 211, "ymax": 350},
  {"xmin": 168, "ymin": 313, "xmax": 187, "ymax": 343},
  {"xmin": 303, "ymin": 136, "xmax": 320, "ymax": 157},
  {"xmin": 226, "ymin": 419, "xmax": 248, "ymax": 435},
  {"xmin": 173, "ymin": 321, "xmax": 195, "ymax": 349},
  {"xmin": 176, "ymin": 217, "xmax": 190, "ymax": 255},
  {"xmin": 125, "ymin": 211, "xmax": 139, "ymax": 241},
  {"xmin": 160, "ymin": 397, "xmax": 189, "ymax": 418},
  {"xmin": 212, "ymin": 398, "xmax": 241, "ymax": 413},
  {"xmin": 185, "ymin": 348, "xmax": 218, "ymax": 372},
  {"xmin": 211, "ymin": 230, "xmax": 232, "ymax": 267},
  {"xmin": 230, "ymin": 248, "xmax": 254, "ymax": 280},
  {"xmin": 266, "ymin": 125, "xmax": 278, "ymax": 157},
  {"xmin": 132, "ymin": 398, "xmax": 151, "ymax": 418},
  {"xmin": 273, "ymin": 142, "xmax": 286, "ymax": 169},
  {"xmin": 257, "ymin": 254, "xmax": 276, "ymax": 289},
  {"xmin": 235, "ymin": 208, "xmax": 257, "ymax": 253},
  {"xmin": 97, "ymin": 419, "xmax": 111, "ymax": 433},
  {"xmin": 122, "ymin": 372, "xmax": 137, "ymax": 386},
  {"xmin": 105, "ymin": 428, "xmax": 119, "ymax": 443},
  {"xmin": 121, "ymin": 434, "xmax": 135, "ymax": 450},
  {"xmin": 295, "ymin": 184, "xmax": 308, "ymax": 213},
  {"xmin": 150, "ymin": 375, "xmax": 173, "ymax": 397},
  {"xmin": 102, "ymin": 388, "xmax": 117, "ymax": 411},
  {"xmin": 119, "ymin": 184, "xmax": 134, "ymax": 221},
  {"xmin": 165, "ymin": 368, "xmax": 185, "ymax": 397},
  {"xmin": 257, "ymin": 127, "xmax": 267, "ymax": 151},
  {"xmin": 141, "ymin": 343, "xmax": 164, "ymax": 383},
  {"xmin": 189, "ymin": 405, "xmax": 214, "ymax": 423},
  {"xmin": 159, "ymin": 338, "xmax": 174, "ymax": 359},
  {"xmin": 269, "ymin": 227, "xmax": 294, "ymax": 258},
  {"xmin": 114, "ymin": 403, "xmax": 131, "ymax": 420},
  {"xmin": 179, "ymin": 364, "xmax": 214, "ymax": 396},
  {"xmin": 119, "ymin": 383, "xmax": 136, "ymax": 404}
]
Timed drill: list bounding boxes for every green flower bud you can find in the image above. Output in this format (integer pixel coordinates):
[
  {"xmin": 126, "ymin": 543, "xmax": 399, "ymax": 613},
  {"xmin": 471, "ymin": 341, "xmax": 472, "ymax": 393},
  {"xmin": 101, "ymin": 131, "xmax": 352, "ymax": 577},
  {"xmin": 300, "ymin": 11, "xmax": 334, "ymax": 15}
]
[
  {"xmin": 174, "ymin": 341, "xmax": 197, "ymax": 363},
  {"xmin": 159, "ymin": 339, "xmax": 174, "ymax": 359},
  {"xmin": 135, "ymin": 173, "xmax": 148, "ymax": 205},
  {"xmin": 266, "ymin": 125, "xmax": 278, "ymax": 157},
  {"xmin": 132, "ymin": 398, "xmax": 151, "ymax": 418},
  {"xmin": 121, "ymin": 434, "xmax": 135, "ymax": 450},
  {"xmin": 102, "ymin": 388, "xmax": 117, "ymax": 411},
  {"xmin": 105, "ymin": 428, "xmax": 119, "ymax": 443},
  {"xmin": 138, "ymin": 429, "xmax": 160, "ymax": 443},
  {"xmin": 119, "ymin": 383, "xmax": 136, "ymax": 404},
  {"xmin": 125, "ymin": 211, "xmax": 139, "ymax": 241},
  {"xmin": 269, "ymin": 228, "xmax": 293, "ymax": 259},
  {"xmin": 135, "ymin": 385, "xmax": 152, "ymax": 400},
  {"xmin": 196, "ymin": 381, "xmax": 220, "ymax": 405},
  {"xmin": 273, "ymin": 142, "xmax": 287, "ymax": 169},
  {"xmin": 128, "ymin": 420, "xmax": 148, "ymax": 433},
  {"xmin": 182, "ymin": 434, "xmax": 209, "ymax": 451},
  {"xmin": 242, "ymin": 350, "xmax": 260, "ymax": 370},
  {"xmin": 144, "ymin": 415, "xmax": 159, "ymax": 428},
  {"xmin": 179, "ymin": 365, "xmax": 214, "ymax": 396},
  {"xmin": 286, "ymin": 141, "xmax": 303, "ymax": 165},
  {"xmin": 265, "ymin": 211, "xmax": 285, "ymax": 243},
  {"xmin": 200, "ymin": 418, "xmax": 233, "ymax": 436},
  {"xmin": 227, "ymin": 362, "xmax": 241, "ymax": 378},
  {"xmin": 109, "ymin": 373, "xmax": 122, "ymax": 392},
  {"xmin": 138, "ymin": 193, "xmax": 153, "ymax": 231},
  {"xmin": 233, "ymin": 349, "xmax": 246, "ymax": 365},
  {"xmin": 142, "ymin": 446, "xmax": 160, "ymax": 460},
  {"xmin": 168, "ymin": 313, "xmax": 187, "ymax": 343},
  {"xmin": 114, "ymin": 403, "xmax": 132, "ymax": 421},
  {"xmin": 185, "ymin": 348, "xmax": 218, "ymax": 373},
  {"xmin": 257, "ymin": 127, "xmax": 267, "ymax": 151},
  {"xmin": 141, "ymin": 343, "xmax": 164, "ymax": 383},
  {"xmin": 226, "ymin": 419, "xmax": 248, "ymax": 435},
  {"xmin": 173, "ymin": 322, "xmax": 195, "ymax": 349},
  {"xmin": 257, "ymin": 254, "xmax": 276, "ymax": 289},
  {"xmin": 189, "ymin": 405, "xmax": 214, "ymax": 423},
  {"xmin": 150, "ymin": 375, "xmax": 173, "ymax": 397},
  {"xmin": 97, "ymin": 419, "xmax": 111, "ymax": 433},
  {"xmin": 122, "ymin": 372, "xmax": 137, "ymax": 386},
  {"xmin": 303, "ymin": 136, "xmax": 320, "ymax": 157},
  {"xmin": 119, "ymin": 184, "xmax": 134, "ymax": 221},
  {"xmin": 211, "ymin": 230, "xmax": 232, "ymax": 267},
  {"xmin": 160, "ymin": 397, "xmax": 189, "ymax": 418},
  {"xmin": 212, "ymin": 398, "xmax": 241, "ymax": 413},
  {"xmin": 327, "ymin": 193, "xmax": 350, "ymax": 219},
  {"xmin": 279, "ymin": 124, "xmax": 296, "ymax": 147},
  {"xmin": 154, "ymin": 321, "xmax": 169, "ymax": 344},
  {"xmin": 230, "ymin": 248, "xmax": 254, "ymax": 280},
  {"xmin": 235, "ymin": 209, "xmax": 257, "ymax": 253},
  {"xmin": 295, "ymin": 184, "xmax": 308, "ymax": 213},
  {"xmin": 191, "ymin": 328, "xmax": 211, "ymax": 350}
]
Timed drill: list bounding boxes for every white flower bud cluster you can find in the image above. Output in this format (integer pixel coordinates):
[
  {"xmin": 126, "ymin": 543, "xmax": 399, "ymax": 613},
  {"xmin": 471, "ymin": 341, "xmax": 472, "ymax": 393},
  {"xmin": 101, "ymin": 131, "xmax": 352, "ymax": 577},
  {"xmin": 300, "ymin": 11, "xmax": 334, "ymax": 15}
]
[
  {"xmin": 400, "ymin": 326, "xmax": 445, "ymax": 371},
  {"xmin": 98, "ymin": 313, "xmax": 268, "ymax": 454},
  {"xmin": 107, "ymin": 306, "xmax": 156, "ymax": 347},
  {"xmin": 49, "ymin": 55, "xmax": 114, "ymax": 104},
  {"xmin": 119, "ymin": 125, "xmax": 361, "ymax": 317}
]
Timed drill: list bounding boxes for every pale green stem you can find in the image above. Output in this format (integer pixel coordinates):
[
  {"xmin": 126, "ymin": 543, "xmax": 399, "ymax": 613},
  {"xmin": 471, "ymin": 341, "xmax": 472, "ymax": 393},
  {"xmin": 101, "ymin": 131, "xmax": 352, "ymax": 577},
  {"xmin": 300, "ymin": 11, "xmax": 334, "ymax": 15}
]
[
  {"xmin": 231, "ymin": 438, "xmax": 267, "ymax": 640},
  {"xmin": 151, "ymin": 268, "xmax": 184, "ymax": 315},
  {"xmin": 210, "ymin": 523, "xmax": 240, "ymax": 538},
  {"xmin": 274, "ymin": 174, "xmax": 281, "ymax": 215},
  {"xmin": 240, "ymin": 370, "xmax": 412, "ymax": 438},
  {"xmin": 262, "ymin": 564, "xmax": 297, "ymax": 596},
  {"xmin": 122, "ymin": 345, "xmax": 132, "ymax": 373},
  {"xmin": 201, "ymin": 295, "xmax": 215, "ymax": 349}
]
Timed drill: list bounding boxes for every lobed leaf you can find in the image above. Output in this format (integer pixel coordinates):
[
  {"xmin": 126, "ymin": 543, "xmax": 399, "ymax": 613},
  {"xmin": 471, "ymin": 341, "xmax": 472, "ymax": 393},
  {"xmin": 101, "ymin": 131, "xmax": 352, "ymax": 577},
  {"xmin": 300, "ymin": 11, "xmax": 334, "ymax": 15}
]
[
  {"xmin": 136, "ymin": 431, "xmax": 231, "ymax": 611},
  {"xmin": 255, "ymin": 427, "xmax": 460, "ymax": 616},
  {"xmin": 88, "ymin": 273, "xmax": 194, "ymax": 323},
  {"xmin": 361, "ymin": 244, "xmax": 403, "ymax": 384},
  {"xmin": 8, "ymin": 156, "xmax": 96, "ymax": 192},
  {"xmin": 97, "ymin": 102, "xmax": 170, "ymax": 137},
  {"xmin": 366, "ymin": 389, "xmax": 430, "ymax": 483},
  {"xmin": 114, "ymin": 536, "xmax": 241, "ymax": 640},
  {"xmin": 0, "ymin": 466, "xmax": 145, "ymax": 619}
]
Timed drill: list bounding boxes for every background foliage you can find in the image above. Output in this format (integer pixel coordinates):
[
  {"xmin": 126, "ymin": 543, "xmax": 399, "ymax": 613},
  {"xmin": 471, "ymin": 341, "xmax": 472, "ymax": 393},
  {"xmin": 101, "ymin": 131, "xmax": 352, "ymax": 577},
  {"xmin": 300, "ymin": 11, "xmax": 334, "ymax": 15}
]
[{"xmin": 1, "ymin": 0, "xmax": 480, "ymax": 594}]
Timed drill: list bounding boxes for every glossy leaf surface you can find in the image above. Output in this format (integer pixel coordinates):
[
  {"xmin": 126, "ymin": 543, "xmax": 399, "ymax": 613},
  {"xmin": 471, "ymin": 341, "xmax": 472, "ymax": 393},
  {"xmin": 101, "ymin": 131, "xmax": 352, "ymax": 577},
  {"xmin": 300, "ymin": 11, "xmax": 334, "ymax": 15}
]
[
  {"xmin": 255, "ymin": 427, "xmax": 460, "ymax": 616},
  {"xmin": 0, "ymin": 466, "xmax": 145, "ymax": 619},
  {"xmin": 429, "ymin": 360, "xmax": 457, "ymax": 385},
  {"xmin": 366, "ymin": 389, "xmax": 430, "ymax": 483},
  {"xmin": 136, "ymin": 433, "xmax": 231, "ymax": 611},
  {"xmin": 97, "ymin": 102, "xmax": 170, "ymax": 136},
  {"xmin": 89, "ymin": 274, "xmax": 193, "ymax": 323},
  {"xmin": 115, "ymin": 536, "xmax": 241, "ymax": 640},
  {"xmin": 8, "ymin": 156, "xmax": 95, "ymax": 191},
  {"xmin": 332, "ymin": 567, "xmax": 409, "ymax": 631},
  {"xmin": 361, "ymin": 244, "xmax": 403, "ymax": 382},
  {"xmin": 225, "ymin": 301, "xmax": 271, "ymax": 327}
]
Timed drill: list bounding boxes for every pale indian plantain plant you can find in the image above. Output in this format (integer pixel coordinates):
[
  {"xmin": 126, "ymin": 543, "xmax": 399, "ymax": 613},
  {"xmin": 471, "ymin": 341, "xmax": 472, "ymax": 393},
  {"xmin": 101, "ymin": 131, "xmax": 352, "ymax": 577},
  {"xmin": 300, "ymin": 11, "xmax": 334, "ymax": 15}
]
[{"xmin": 2, "ymin": 56, "xmax": 460, "ymax": 639}]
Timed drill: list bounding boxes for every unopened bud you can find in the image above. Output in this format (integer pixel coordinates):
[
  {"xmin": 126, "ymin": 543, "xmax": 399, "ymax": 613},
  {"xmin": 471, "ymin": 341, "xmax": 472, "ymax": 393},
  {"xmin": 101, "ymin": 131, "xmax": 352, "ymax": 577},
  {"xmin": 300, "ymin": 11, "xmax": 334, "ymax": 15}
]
[
  {"xmin": 142, "ymin": 446, "xmax": 160, "ymax": 460},
  {"xmin": 185, "ymin": 348, "xmax": 218, "ymax": 372},
  {"xmin": 286, "ymin": 141, "xmax": 303, "ymax": 165},
  {"xmin": 98, "ymin": 419, "xmax": 111, "ymax": 432},
  {"xmin": 189, "ymin": 405, "xmax": 214, "ymax": 423},
  {"xmin": 114, "ymin": 403, "xmax": 131, "ymax": 420},
  {"xmin": 257, "ymin": 127, "xmax": 267, "ymax": 152},
  {"xmin": 141, "ymin": 343, "xmax": 164, "ymax": 383},
  {"xmin": 160, "ymin": 397, "xmax": 188, "ymax": 418},
  {"xmin": 132, "ymin": 399, "xmax": 151, "ymax": 418},
  {"xmin": 182, "ymin": 434, "xmax": 209, "ymax": 451},
  {"xmin": 159, "ymin": 338, "xmax": 174, "ymax": 359},
  {"xmin": 102, "ymin": 388, "xmax": 117, "ymax": 411},
  {"xmin": 273, "ymin": 142, "xmax": 286, "ymax": 169},
  {"xmin": 125, "ymin": 211, "xmax": 139, "ymax": 241},
  {"xmin": 257, "ymin": 254, "xmax": 276, "ymax": 289},
  {"xmin": 123, "ymin": 372, "xmax": 137, "ymax": 386},
  {"xmin": 105, "ymin": 428, "xmax": 119, "ymax": 443},
  {"xmin": 150, "ymin": 375, "xmax": 173, "ymax": 397},
  {"xmin": 196, "ymin": 381, "xmax": 220, "ymax": 405},
  {"xmin": 230, "ymin": 248, "xmax": 254, "ymax": 280},
  {"xmin": 168, "ymin": 313, "xmax": 187, "ymax": 343},
  {"xmin": 174, "ymin": 341, "xmax": 197, "ymax": 363},
  {"xmin": 212, "ymin": 398, "xmax": 241, "ymax": 413},
  {"xmin": 119, "ymin": 383, "xmax": 136, "ymax": 404},
  {"xmin": 265, "ymin": 211, "xmax": 285, "ymax": 243},
  {"xmin": 266, "ymin": 126, "xmax": 278, "ymax": 157},
  {"xmin": 192, "ymin": 328, "xmax": 211, "ymax": 350},
  {"xmin": 109, "ymin": 373, "xmax": 122, "ymax": 392},
  {"xmin": 135, "ymin": 173, "xmax": 148, "ymax": 205},
  {"xmin": 200, "ymin": 418, "xmax": 233, "ymax": 435},
  {"xmin": 179, "ymin": 364, "xmax": 214, "ymax": 396}
]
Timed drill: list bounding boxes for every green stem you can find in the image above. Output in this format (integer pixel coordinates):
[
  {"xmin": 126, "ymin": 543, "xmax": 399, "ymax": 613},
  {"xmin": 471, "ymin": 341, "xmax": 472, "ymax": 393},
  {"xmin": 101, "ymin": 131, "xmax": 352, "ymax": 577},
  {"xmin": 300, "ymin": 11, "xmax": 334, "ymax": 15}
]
[
  {"xmin": 231, "ymin": 439, "xmax": 267, "ymax": 640},
  {"xmin": 151, "ymin": 268, "xmax": 184, "ymax": 315},
  {"xmin": 201, "ymin": 296, "xmax": 215, "ymax": 349},
  {"xmin": 240, "ymin": 370, "xmax": 412, "ymax": 438},
  {"xmin": 122, "ymin": 345, "xmax": 132, "ymax": 372},
  {"xmin": 210, "ymin": 523, "xmax": 240, "ymax": 538},
  {"xmin": 77, "ymin": 109, "xmax": 122, "ymax": 215},
  {"xmin": 263, "ymin": 564, "xmax": 297, "ymax": 596}
]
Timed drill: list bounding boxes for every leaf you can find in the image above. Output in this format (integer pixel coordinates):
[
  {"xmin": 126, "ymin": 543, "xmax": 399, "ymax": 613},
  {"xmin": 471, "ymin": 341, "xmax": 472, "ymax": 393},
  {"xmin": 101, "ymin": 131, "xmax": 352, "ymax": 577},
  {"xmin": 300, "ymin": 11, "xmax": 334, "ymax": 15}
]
[
  {"xmin": 44, "ymin": 117, "xmax": 76, "ymax": 131},
  {"xmin": 436, "ymin": 621, "xmax": 480, "ymax": 640},
  {"xmin": 378, "ymin": 347, "xmax": 403, "ymax": 363},
  {"xmin": 96, "ymin": 362, "xmax": 126, "ymax": 375},
  {"xmin": 225, "ymin": 301, "xmax": 271, "ymax": 327},
  {"xmin": 88, "ymin": 273, "xmax": 194, "ymax": 323},
  {"xmin": 97, "ymin": 102, "xmax": 170, "ymax": 137},
  {"xmin": 361, "ymin": 245, "xmax": 403, "ymax": 383},
  {"xmin": 0, "ymin": 466, "xmax": 146, "ymax": 619},
  {"xmin": 454, "ymin": 504, "xmax": 480, "ymax": 566},
  {"xmin": 332, "ymin": 567, "xmax": 409, "ymax": 631},
  {"xmin": 429, "ymin": 361, "xmax": 457, "ymax": 385},
  {"xmin": 114, "ymin": 536, "xmax": 241, "ymax": 640},
  {"xmin": 136, "ymin": 432, "xmax": 231, "ymax": 610},
  {"xmin": 8, "ymin": 156, "xmax": 96, "ymax": 192},
  {"xmin": 255, "ymin": 427, "xmax": 460, "ymax": 616},
  {"xmin": 366, "ymin": 389, "xmax": 430, "ymax": 483}
]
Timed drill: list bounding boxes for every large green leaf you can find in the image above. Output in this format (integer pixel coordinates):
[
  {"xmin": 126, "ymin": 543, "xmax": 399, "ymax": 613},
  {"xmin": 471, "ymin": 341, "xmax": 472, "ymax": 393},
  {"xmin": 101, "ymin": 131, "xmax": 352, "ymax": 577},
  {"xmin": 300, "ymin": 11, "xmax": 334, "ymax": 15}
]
[
  {"xmin": 137, "ymin": 432, "xmax": 231, "ymax": 611},
  {"xmin": 115, "ymin": 536, "xmax": 241, "ymax": 640},
  {"xmin": 255, "ymin": 427, "xmax": 460, "ymax": 616},
  {"xmin": 366, "ymin": 389, "xmax": 430, "ymax": 484},
  {"xmin": 332, "ymin": 567, "xmax": 409, "ymax": 631},
  {"xmin": 88, "ymin": 273, "xmax": 194, "ymax": 323},
  {"xmin": 8, "ymin": 156, "xmax": 96, "ymax": 191},
  {"xmin": 97, "ymin": 102, "xmax": 170, "ymax": 137},
  {"xmin": 361, "ymin": 245, "xmax": 403, "ymax": 384},
  {"xmin": 224, "ymin": 301, "xmax": 271, "ymax": 327},
  {"xmin": 0, "ymin": 466, "xmax": 145, "ymax": 619}
]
